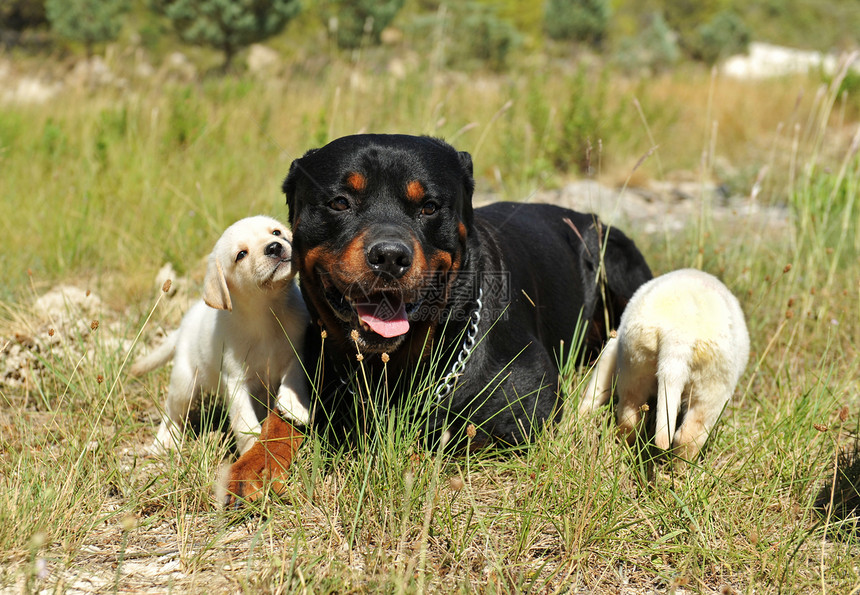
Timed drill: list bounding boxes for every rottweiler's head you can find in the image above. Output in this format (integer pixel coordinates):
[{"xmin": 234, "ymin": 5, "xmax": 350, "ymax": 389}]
[{"xmin": 283, "ymin": 134, "xmax": 475, "ymax": 355}]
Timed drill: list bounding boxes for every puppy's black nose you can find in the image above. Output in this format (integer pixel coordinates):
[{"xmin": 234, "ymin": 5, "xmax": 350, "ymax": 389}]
[
  {"xmin": 366, "ymin": 240, "xmax": 413, "ymax": 278},
  {"xmin": 265, "ymin": 241, "xmax": 284, "ymax": 258}
]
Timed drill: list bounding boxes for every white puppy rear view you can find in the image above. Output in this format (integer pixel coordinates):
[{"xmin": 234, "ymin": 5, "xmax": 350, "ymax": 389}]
[
  {"xmin": 131, "ymin": 215, "xmax": 309, "ymax": 455},
  {"xmin": 580, "ymin": 268, "xmax": 749, "ymax": 461}
]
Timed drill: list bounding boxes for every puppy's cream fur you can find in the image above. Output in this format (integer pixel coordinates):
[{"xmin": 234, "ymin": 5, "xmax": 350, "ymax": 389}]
[
  {"xmin": 131, "ymin": 216, "xmax": 309, "ymax": 455},
  {"xmin": 580, "ymin": 268, "xmax": 749, "ymax": 461}
]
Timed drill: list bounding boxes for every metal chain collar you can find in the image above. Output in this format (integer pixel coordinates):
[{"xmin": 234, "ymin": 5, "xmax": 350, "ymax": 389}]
[{"xmin": 433, "ymin": 287, "xmax": 483, "ymax": 402}]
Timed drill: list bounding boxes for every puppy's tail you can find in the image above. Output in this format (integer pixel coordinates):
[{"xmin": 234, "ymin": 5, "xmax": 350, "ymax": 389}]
[
  {"xmin": 654, "ymin": 334, "xmax": 694, "ymax": 451},
  {"xmin": 130, "ymin": 330, "xmax": 178, "ymax": 377}
]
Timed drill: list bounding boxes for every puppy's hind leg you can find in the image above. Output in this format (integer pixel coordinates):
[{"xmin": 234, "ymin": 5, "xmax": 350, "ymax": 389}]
[
  {"xmin": 654, "ymin": 340, "xmax": 693, "ymax": 451},
  {"xmin": 145, "ymin": 361, "xmax": 199, "ymax": 455},
  {"xmin": 579, "ymin": 337, "xmax": 619, "ymax": 415},
  {"xmin": 673, "ymin": 382, "xmax": 733, "ymax": 463}
]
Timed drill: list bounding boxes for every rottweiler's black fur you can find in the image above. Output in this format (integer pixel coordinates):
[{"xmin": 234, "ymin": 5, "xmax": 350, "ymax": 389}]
[{"xmin": 283, "ymin": 134, "xmax": 652, "ymax": 447}]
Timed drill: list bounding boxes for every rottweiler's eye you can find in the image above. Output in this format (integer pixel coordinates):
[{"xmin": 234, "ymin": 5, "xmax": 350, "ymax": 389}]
[
  {"xmin": 328, "ymin": 196, "xmax": 350, "ymax": 212},
  {"xmin": 421, "ymin": 201, "xmax": 439, "ymax": 216},
  {"xmin": 236, "ymin": 250, "xmax": 248, "ymax": 262},
  {"xmin": 272, "ymin": 229, "xmax": 282, "ymax": 236}
]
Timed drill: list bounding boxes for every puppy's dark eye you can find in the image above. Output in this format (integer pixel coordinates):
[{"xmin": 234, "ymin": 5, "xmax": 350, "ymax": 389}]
[
  {"xmin": 272, "ymin": 229, "xmax": 282, "ymax": 236},
  {"xmin": 421, "ymin": 201, "xmax": 439, "ymax": 216},
  {"xmin": 236, "ymin": 250, "xmax": 248, "ymax": 262},
  {"xmin": 328, "ymin": 197, "xmax": 350, "ymax": 212}
]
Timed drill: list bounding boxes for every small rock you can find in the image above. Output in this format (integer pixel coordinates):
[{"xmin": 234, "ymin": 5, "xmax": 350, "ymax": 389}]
[{"xmin": 247, "ymin": 44, "xmax": 280, "ymax": 74}]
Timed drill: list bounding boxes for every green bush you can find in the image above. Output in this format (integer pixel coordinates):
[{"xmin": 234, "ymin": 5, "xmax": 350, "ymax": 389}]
[
  {"xmin": 614, "ymin": 12, "xmax": 680, "ymax": 75},
  {"xmin": 543, "ymin": 0, "xmax": 610, "ymax": 47},
  {"xmin": 319, "ymin": 0, "xmax": 405, "ymax": 49},
  {"xmin": 158, "ymin": 0, "xmax": 301, "ymax": 71},
  {"xmin": 460, "ymin": 2, "xmax": 522, "ymax": 71},
  {"xmin": 45, "ymin": 0, "xmax": 127, "ymax": 55},
  {"xmin": 689, "ymin": 10, "xmax": 751, "ymax": 65},
  {"xmin": 530, "ymin": 67, "xmax": 626, "ymax": 174},
  {"xmin": 409, "ymin": 2, "xmax": 521, "ymax": 71}
]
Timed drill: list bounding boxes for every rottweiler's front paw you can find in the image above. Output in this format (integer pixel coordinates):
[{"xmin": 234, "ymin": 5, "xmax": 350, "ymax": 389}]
[{"xmin": 218, "ymin": 413, "xmax": 303, "ymax": 508}]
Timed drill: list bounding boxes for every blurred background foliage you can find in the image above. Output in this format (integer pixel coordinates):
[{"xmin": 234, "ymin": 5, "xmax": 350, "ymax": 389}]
[{"xmin": 1, "ymin": 0, "xmax": 857, "ymax": 71}]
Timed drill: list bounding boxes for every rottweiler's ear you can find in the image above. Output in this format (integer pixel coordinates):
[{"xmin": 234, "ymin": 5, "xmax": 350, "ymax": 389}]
[
  {"xmin": 283, "ymin": 148, "xmax": 319, "ymax": 227},
  {"xmin": 602, "ymin": 227, "xmax": 653, "ymax": 302},
  {"xmin": 457, "ymin": 150, "xmax": 475, "ymax": 226},
  {"xmin": 203, "ymin": 257, "xmax": 233, "ymax": 311},
  {"xmin": 282, "ymin": 161, "xmax": 301, "ymax": 227},
  {"xmin": 457, "ymin": 151, "xmax": 474, "ymax": 189}
]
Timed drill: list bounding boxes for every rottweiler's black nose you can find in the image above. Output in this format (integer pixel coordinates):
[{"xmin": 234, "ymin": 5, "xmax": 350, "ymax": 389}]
[
  {"xmin": 366, "ymin": 240, "xmax": 413, "ymax": 278},
  {"xmin": 265, "ymin": 241, "xmax": 284, "ymax": 258}
]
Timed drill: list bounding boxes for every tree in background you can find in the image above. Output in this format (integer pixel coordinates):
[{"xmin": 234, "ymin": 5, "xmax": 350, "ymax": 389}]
[
  {"xmin": 45, "ymin": 0, "xmax": 128, "ymax": 56},
  {"xmin": 320, "ymin": 0, "xmax": 405, "ymax": 49},
  {"xmin": 543, "ymin": 0, "xmax": 611, "ymax": 47},
  {"xmin": 158, "ymin": 0, "xmax": 301, "ymax": 71}
]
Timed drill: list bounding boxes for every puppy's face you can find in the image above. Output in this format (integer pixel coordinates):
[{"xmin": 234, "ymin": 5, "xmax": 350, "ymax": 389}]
[
  {"xmin": 283, "ymin": 134, "xmax": 475, "ymax": 354},
  {"xmin": 204, "ymin": 215, "xmax": 296, "ymax": 311}
]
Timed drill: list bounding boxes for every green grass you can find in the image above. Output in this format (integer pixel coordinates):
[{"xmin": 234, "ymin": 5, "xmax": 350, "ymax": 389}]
[{"xmin": 0, "ymin": 49, "xmax": 858, "ymax": 592}]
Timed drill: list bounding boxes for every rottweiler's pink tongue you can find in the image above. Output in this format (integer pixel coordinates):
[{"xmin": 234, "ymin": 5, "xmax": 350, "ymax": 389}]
[{"xmin": 356, "ymin": 301, "xmax": 410, "ymax": 338}]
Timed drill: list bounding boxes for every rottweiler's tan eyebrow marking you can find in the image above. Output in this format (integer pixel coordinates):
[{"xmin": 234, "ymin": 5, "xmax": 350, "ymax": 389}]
[
  {"xmin": 346, "ymin": 172, "xmax": 367, "ymax": 192},
  {"xmin": 405, "ymin": 180, "xmax": 425, "ymax": 202}
]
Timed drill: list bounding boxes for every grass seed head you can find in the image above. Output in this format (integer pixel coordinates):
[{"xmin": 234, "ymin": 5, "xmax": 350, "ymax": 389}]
[
  {"xmin": 120, "ymin": 515, "xmax": 138, "ymax": 532},
  {"xmin": 162, "ymin": 279, "xmax": 172, "ymax": 293}
]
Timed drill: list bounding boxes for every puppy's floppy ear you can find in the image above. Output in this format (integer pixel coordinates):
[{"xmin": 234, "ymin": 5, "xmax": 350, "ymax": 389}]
[
  {"xmin": 203, "ymin": 256, "xmax": 233, "ymax": 311},
  {"xmin": 283, "ymin": 148, "xmax": 319, "ymax": 227},
  {"xmin": 457, "ymin": 150, "xmax": 475, "ymax": 228}
]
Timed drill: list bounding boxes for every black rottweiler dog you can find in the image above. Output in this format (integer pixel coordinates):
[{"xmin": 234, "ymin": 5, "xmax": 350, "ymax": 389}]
[{"xmin": 223, "ymin": 134, "xmax": 651, "ymax": 502}]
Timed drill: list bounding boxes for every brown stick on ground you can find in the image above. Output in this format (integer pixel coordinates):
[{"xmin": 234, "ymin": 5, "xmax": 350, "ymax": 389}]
[{"xmin": 222, "ymin": 411, "xmax": 303, "ymax": 506}]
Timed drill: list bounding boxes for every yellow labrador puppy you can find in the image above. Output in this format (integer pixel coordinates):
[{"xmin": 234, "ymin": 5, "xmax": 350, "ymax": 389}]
[
  {"xmin": 131, "ymin": 216, "xmax": 309, "ymax": 455},
  {"xmin": 579, "ymin": 268, "xmax": 749, "ymax": 461}
]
